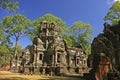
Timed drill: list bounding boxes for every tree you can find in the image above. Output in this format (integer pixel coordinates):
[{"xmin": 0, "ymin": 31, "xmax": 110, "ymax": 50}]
[
  {"xmin": 0, "ymin": 22, "xmax": 4, "ymax": 43},
  {"xmin": 0, "ymin": 44, "xmax": 14, "ymax": 66},
  {"xmin": 63, "ymin": 34, "xmax": 73, "ymax": 47},
  {"xmin": 0, "ymin": 22, "xmax": 12, "ymax": 46},
  {"xmin": 0, "ymin": 17, "xmax": 13, "ymax": 67},
  {"xmin": 12, "ymin": 44, "xmax": 23, "ymax": 56},
  {"xmin": 104, "ymin": 1, "xmax": 120, "ymax": 25},
  {"xmin": 0, "ymin": 0, "xmax": 19, "ymax": 54},
  {"xmin": 0, "ymin": 0, "xmax": 19, "ymax": 67},
  {"xmin": 68, "ymin": 21, "xmax": 93, "ymax": 54},
  {"xmin": 2, "ymin": 14, "xmax": 31, "ymax": 56},
  {"xmin": 0, "ymin": 0, "xmax": 19, "ymax": 12},
  {"xmin": 30, "ymin": 13, "xmax": 66, "ymax": 40}
]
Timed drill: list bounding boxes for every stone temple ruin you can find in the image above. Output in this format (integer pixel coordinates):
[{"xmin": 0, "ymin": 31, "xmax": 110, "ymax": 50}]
[
  {"xmin": 87, "ymin": 23, "xmax": 120, "ymax": 80},
  {"xmin": 11, "ymin": 21, "xmax": 88, "ymax": 75}
]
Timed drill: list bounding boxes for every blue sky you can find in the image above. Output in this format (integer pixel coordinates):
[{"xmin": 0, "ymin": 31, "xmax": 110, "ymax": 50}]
[{"xmin": 0, "ymin": 0, "xmax": 116, "ymax": 48}]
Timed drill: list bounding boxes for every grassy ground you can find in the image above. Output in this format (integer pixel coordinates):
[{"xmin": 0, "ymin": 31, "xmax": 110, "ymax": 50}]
[
  {"xmin": 0, "ymin": 74, "xmax": 85, "ymax": 80},
  {"xmin": 0, "ymin": 71, "xmax": 85, "ymax": 80}
]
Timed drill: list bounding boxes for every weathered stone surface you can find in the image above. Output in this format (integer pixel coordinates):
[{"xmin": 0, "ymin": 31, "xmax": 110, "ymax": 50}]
[
  {"xmin": 88, "ymin": 23, "xmax": 120, "ymax": 80},
  {"xmin": 11, "ymin": 21, "xmax": 88, "ymax": 75},
  {"xmin": 10, "ymin": 21, "xmax": 88, "ymax": 75}
]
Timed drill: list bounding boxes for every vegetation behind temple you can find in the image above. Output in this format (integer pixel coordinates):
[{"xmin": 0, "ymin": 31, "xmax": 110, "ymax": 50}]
[
  {"xmin": 31, "ymin": 14, "xmax": 93, "ymax": 54},
  {"xmin": 0, "ymin": 13, "xmax": 93, "ymax": 66},
  {"xmin": 104, "ymin": 1, "xmax": 120, "ymax": 25},
  {"xmin": 1, "ymin": 0, "xmax": 120, "ymax": 67}
]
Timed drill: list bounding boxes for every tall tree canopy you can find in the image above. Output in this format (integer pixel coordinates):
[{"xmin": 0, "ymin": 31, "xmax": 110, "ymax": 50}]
[
  {"xmin": 0, "ymin": 19, "xmax": 14, "ymax": 66},
  {"xmin": 0, "ymin": 22, "xmax": 4, "ymax": 43},
  {"xmin": 0, "ymin": 0, "xmax": 19, "ymax": 48},
  {"xmin": 0, "ymin": 0, "xmax": 19, "ymax": 12},
  {"xmin": 31, "ymin": 14, "xmax": 93, "ymax": 54},
  {"xmin": 1, "ymin": 14, "xmax": 31, "ymax": 56},
  {"xmin": 66, "ymin": 21, "xmax": 93, "ymax": 54},
  {"xmin": 0, "ymin": 0, "xmax": 19, "ymax": 66},
  {"xmin": 30, "ymin": 13, "xmax": 66, "ymax": 40},
  {"xmin": 104, "ymin": 1, "xmax": 120, "ymax": 25},
  {"xmin": 0, "ymin": 44, "xmax": 14, "ymax": 66},
  {"xmin": 0, "ymin": 22, "xmax": 12, "ymax": 46}
]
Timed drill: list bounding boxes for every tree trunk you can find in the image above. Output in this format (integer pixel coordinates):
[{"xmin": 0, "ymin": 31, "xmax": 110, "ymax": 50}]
[
  {"xmin": 14, "ymin": 37, "xmax": 18, "ymax": 59},
  {"xmin": 14, "ymin": 37, "xmax": 18, "ymax": 68}
]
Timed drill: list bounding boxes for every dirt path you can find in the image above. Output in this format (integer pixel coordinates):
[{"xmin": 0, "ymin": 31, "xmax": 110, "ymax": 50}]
[
  {"xmin": 0, "ymin": 71, "xmax": 84, "ymax": 80},
  {"xmin": 0, "ymin": 71, "xmax": 13, "ymax": 74}
]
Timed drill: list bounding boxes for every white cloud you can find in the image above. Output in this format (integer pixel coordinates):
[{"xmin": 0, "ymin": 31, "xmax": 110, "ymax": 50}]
[
  {"xmin": 106, "ymin": 0, "xmax": 120, "ymax": 5},
  {"xmin": 114, "ymin": 0, "xmax": 120, "ymax": 2}
]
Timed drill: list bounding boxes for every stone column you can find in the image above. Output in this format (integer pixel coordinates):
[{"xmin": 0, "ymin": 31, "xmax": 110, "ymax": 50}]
[
  {"xmin": 75, "ymin": 56, "xmax": 77, "ymax": 66},
  {"xmin": 52, "ymin": 54, "xmax": 54, "ymax": 66},
  {"xmin": 69, "ymin": 56, "xmax": 71, "ymax": 66},
  {"xmin": 54, "ymin": 52, "xmax": 57, "ymax": 66}
]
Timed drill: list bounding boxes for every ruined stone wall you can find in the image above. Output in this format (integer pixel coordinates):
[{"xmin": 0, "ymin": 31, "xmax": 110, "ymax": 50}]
[{"xmin": 88, "ymin": 23, "xmax": 120, "ymax": 80}]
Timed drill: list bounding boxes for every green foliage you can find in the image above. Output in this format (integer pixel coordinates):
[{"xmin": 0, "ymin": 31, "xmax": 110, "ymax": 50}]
[
  {"xmin": 31, "ymin": 13, "xmax": 66, "ymax": 40},
  {"xmin": 0, "ymin": 45, "xmax": 10, "ymax": 54},
  {"xmin": 33, "ymin": 13, "xmax": 66, "ymax": 27},
  {"xmin": 0, "ymin": 0, "xmax": 19, "ymax": 12},
  {"xmin": 63, "ymin": 34, "xmax": 73, "ymax": 47},
  {"xmin": 0, "ymin": 22, "xmax": 4, "ymax": 41},
  {"xmin": 0, "ymin": 21, "xmax": 13, "ymax": 66},
  {"xmin": 0, "ymin": 22, "xmax": 12, "ymax": 46},
  {"xmin": 0, "ymin": 45, "xmax": 14, "ymax": 66},
  {"xmin": 12, "ymin": 44, "xmax": 23, "ymax": 56},
  {"xmin": 1, "ymin": 14, "xmax": 32, "ymax": 54},
  {"xmin": 69, "ymin": 21, "xmax": 93, "ymax": 54},
  {"xmin": 104, "ymin": 1, "xmax": 120, "ymax": 25},
  {"xmin": 2, "ymin": 14, "xmax": 32, "ymax": 39},
  {"xmin": 0, "ymin": 13, "xmax": 92, "ymax": 60},
  {"xmin": 85, "ymin": 45, "xmax": 91, "ymax": 55}
]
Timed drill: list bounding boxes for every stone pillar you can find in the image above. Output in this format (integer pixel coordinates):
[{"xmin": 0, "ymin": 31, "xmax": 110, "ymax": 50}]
[
  {"xmin": 55, "ymin": 53, "xmax": 57, "ymax": 66},
  {"xmin": 68, "ymin": 55, "xmax": 71, "ymax": 67},
  {"xmin": 75, "ymin": 56, "xmax": 77, "ymax": 66},
  {"xmin": 42, "ymin": 68, "xmax": 45, "ymax": 75},
  {"xmin": 34, "ymin": 53, "xmax": 37, "ymax": 66},
  {"xmin": 36, "ymin": 52, "xmax": 38, "ymax": 65},
  {"xmin": 52, "ymin": 54, "xmax": 54, "ymax": 66},
  {"xmin": 61, "ymin": 54, "xmax": 66, "ymax": 65},
  {"xmin": 54, "ymin": 51, "xmax": 57, "ymax": 66},
  {"xmin": 36, "ymin": 52, "xmax": 39, "ymax": 62}
]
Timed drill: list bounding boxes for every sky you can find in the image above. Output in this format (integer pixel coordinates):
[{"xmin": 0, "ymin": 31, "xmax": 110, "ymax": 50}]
[{"xmin": 0, "ymin": 0, "xmax": 117, "ymax": 48}]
